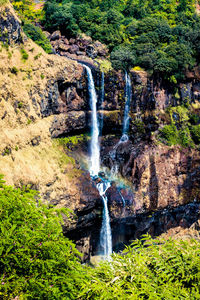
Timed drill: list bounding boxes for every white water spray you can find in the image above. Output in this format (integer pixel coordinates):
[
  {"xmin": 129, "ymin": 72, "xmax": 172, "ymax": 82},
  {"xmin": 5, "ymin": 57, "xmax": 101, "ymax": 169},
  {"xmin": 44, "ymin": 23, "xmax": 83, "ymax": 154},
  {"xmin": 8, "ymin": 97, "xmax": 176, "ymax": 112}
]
[
  {"xmin": 110, "ymin": 71, "xmax": 132, "ymax": 176},
  {"xmin": 122, "ymin": 71, "xmax": 132, "ymax": 139},
  {"xmin": 85, "ymin": 65, "xmax": 100, "ymax": 176},
  {"xmin": 85, "ymin": 65, "xmax": 112, "ymax": 257},
  {"xmin": 97, "ymin": 181, "xmax": 112, "ymax": 257}
]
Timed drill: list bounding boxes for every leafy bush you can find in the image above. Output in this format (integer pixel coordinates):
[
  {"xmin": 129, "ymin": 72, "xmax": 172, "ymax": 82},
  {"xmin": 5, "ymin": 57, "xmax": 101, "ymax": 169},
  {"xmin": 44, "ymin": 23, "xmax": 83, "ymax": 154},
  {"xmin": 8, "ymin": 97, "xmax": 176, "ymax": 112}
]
[
  {"xmin": 10, "ymin": 66, "xmax": 19, "ymax": 75},
  {"xmin": 13, "ymin": 0, "xmax": 44, "ymax": 23},
  {"xmin": 79, "ymin": 236, "xmax": 200, "ymax": 299},
  {"xmin": 159, "ymin": 124, "xmax": 178, "ymax": 145},
  {"xmin": 190, "ymin": 125, "xmax": 200, "ymax": 144},
  {"xmin": 20, "ymin": 48, "xmax": 29, "ymax": 61},
  {"xmin": 23, "ymin": 22, "xmax": 52, "ymax": 54},
  {"xmin": 0, "ymin": 175, "xmax": 82, "ymax": 299},
  {"xmin": 179, "ymin": 126, "xmax": 194, "ymax": 147}
]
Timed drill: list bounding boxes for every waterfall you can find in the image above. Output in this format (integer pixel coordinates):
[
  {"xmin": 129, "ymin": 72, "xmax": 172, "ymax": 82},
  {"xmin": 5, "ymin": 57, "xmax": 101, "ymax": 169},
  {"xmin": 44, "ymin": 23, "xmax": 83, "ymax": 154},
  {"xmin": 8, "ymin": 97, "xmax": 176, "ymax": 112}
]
[
  {"xmin": 85, "ymin": 65, "xmax": 112, "ymax": 257},
  {"xmin": 85, "ymin": 65, "xmax": 100, "ymax": 176},
  {"xmin": 97, "ymin": 181, "xmax": 112, "ymax": 257},
  {"xmin": 110, "ymin": 71, "xmax": 132, "ymax": 178},
  {"xmin": 122, "ymin": 71, "xmax": 132, "ymax": 139}
]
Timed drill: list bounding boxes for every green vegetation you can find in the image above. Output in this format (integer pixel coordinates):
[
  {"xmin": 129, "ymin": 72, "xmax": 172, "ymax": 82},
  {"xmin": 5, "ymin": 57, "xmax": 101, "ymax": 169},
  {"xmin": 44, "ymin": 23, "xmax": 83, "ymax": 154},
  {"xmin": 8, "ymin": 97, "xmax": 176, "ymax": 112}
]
[
  {"xmin": 1, "ymin": 179, "xmax": 199, "ymax": 300},
  {"xmin": 12, "ymin": 0, "xmax": 51, "ymax": 53},
  {"xmin": 158, "ymin": 105, "xmax": 200, "ymax": 147},
  {"xmin": 190, "ymin": 124, "xmax": 200, "ymax": 144},
  {"xmin": 159, "ymin": 124, "xmax": 179, "ymax": 146},
  {"xmin": 10, "ymin": 66, "xmax": 19, "ymax": 75},
  {"xmin": 58, "ymin": 134, "xmax": 90, "ymax": 149},
  {"xmin": 20, "ymin": 48, "xmax": 29, "ymax": 61},
  {"xmin": 34, "ymin": 52, "xmax": 42, "ymax": 60},
  {"xmin": 80, "ymin": 236, "xmax": 200, "ymax": 299},
  {"xmin": 13, "ymin": 0, "xmax": 44, "ymax": 23},
  {"xmin": 0, "ymin": 175, "xmax": 81, "ymax": 299},
  {"xmin": 43, "ymin": 0, "xmax": 200, "ymax": 78},
  {"xmin": 0, "ymin": 0, "xmax": 8, "ymax": 6},
  {"xmin": 23, "ymin": 22, "xmax": 52, "ymax": 54}
]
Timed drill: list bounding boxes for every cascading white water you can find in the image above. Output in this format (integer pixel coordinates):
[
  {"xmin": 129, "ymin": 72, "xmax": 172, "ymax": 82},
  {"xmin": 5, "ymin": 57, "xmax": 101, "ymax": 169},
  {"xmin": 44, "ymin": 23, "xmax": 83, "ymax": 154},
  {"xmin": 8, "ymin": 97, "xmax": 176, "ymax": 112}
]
[
  {"xmin": 85, "ymin": 65, "xmax": 100, "ymax": 176},
  {"xmin": 85, "ymin": 65, "xmax": 112, "ymax": 257},
  {"xmin": 122, "ymin": 71, "xmax": 132, "ymax": 138},
  {"xmin": 97, "ymin": 181, "xmax": 112, "ymax": 257},
  {"xmin": 110, "ymin": 71, "xmax": 132, "ymax": 176}
]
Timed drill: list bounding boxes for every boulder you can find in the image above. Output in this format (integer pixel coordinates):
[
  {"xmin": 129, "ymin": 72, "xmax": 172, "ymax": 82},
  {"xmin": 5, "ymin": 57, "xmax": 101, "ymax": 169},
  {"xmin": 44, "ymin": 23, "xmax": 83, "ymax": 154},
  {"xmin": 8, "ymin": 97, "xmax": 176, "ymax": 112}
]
[
  {"xmin": 50, "ymin": 30, "xmax": 61, "ymax": 41},
  {"xmin": 69, "ymin": 44, "xmax": 79, "ymax": 54}
]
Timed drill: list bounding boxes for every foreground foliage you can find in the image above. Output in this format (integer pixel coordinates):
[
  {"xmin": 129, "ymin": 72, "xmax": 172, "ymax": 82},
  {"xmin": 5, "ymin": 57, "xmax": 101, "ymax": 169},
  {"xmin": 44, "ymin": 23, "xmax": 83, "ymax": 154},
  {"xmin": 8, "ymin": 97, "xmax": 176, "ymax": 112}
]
[
  {"xmin": 0, "ymin": 175, "xmax": 82, "ymax": 299},
  {"xmin": 80, "ymin": 237, "xmax": 200, "ymax": 299},
  {"xmin": 0, "ymin": 176, "xmax": 200, "ymax": 299}
]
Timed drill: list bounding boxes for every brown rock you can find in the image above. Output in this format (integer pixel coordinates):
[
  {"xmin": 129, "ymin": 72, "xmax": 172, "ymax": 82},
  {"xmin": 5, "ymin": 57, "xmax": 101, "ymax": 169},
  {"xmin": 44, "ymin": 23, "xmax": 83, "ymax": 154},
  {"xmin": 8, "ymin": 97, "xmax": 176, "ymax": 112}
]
[
  {"xmin": 64, "ymin": 38, "xmax": 69, "ymax": 45},
  {"xmin": 50, "ymin": 30, "xmax": 61, "ymax": 41},
  {"xmin": 50, "ymin": 111, "xmax": 86, "ymax": 138},
  {"xmin": 69, "ymin": 44, "xmax": 79, "ymax": 54},
  {"xmin": 69, "ymin": 38, "xmax": 76, "ymax": 44},
  {"xmin": 58, "ymin": 43, "xmax": 70, "ymax": 52}
]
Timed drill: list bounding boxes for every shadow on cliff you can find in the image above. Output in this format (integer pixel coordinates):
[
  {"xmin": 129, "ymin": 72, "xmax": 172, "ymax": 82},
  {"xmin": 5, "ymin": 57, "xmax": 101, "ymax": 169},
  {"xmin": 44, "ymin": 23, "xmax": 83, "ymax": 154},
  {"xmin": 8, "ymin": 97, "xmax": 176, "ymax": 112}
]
[{"xmin": 149, "ymin": 154, "xmax": 159, "ymax": 210}]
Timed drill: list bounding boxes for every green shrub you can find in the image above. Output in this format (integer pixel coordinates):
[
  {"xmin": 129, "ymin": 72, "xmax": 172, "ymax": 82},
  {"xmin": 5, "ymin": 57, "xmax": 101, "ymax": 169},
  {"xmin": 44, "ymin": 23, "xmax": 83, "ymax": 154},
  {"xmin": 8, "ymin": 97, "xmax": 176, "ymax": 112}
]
[
  {"xmin": 17, "ymin": 102, "xmax": 23, "ymax": 109},
  {"xmin": 179, "ymin": 126, "xmax": 194, "ymax": 147},
  {"xmin": 79, "ymin": 236, "xmax": 200, "ymax": 299},
  {"xmin": 189, "ymin": 113, "xmax": 200, "ymax": 125},
  {"xmin": 20, "ymin": 48, "xmax": 29, "ymax": 61},
  {"xmin": 159, "ymin": 124, "xmax": 178, "ymax": 145},
  {"xmin": 0, "ymin": 175, "xmax": 82, "ymax": 299},
  {"xmin": 190, "ymin": 125, "xmax": 200, "ymax": 144},
  {"xmin": 0, "ymin": 175, "xmax": 200, "ymax": 299},
  {"xmin": 23, "ymin": 22, "xmax": 52, "ymax": 54},
  {"xmin": 34, "ymin": 52, "xmax": 42, "ymax": 60},
  {"xmin": 10, "ymin": 66, "xmax": 19, "ymax": 75}
]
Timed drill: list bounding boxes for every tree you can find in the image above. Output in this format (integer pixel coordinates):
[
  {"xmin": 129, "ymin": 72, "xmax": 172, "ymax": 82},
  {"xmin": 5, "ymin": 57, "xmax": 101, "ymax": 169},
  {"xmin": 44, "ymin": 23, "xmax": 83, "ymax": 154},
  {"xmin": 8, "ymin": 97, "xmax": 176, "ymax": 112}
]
[{"xmin": 111, "ymin": 46, "xmax": 135, "ymax": 70}]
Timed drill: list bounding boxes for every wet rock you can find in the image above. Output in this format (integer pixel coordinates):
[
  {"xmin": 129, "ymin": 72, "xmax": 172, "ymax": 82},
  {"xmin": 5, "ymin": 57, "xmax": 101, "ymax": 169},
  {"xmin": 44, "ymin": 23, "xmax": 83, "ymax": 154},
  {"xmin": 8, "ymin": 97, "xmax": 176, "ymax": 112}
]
[{"xmin": 86, "ymin": 45, "xmax": 98, "ymax": 59}]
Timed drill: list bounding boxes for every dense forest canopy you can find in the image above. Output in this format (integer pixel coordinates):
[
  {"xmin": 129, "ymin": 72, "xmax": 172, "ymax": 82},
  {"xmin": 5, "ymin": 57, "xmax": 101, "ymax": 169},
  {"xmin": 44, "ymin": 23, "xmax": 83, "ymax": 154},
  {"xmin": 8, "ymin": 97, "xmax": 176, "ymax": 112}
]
[{"xmin": 41, "ymin": 0, "xmax": 200, "ymax": 80}]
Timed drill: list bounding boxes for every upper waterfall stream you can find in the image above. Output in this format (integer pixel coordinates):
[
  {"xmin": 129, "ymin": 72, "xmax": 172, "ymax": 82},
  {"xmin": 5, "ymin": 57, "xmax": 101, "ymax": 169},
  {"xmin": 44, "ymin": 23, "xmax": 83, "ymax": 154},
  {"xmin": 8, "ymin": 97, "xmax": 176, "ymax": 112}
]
[
  {"xmin": 84, "ymin": 65, "xmax": 100, "ymax": 176},
  {"xmin": 122, "ymin": 71, "xmax": 132, "ymax": 140}
]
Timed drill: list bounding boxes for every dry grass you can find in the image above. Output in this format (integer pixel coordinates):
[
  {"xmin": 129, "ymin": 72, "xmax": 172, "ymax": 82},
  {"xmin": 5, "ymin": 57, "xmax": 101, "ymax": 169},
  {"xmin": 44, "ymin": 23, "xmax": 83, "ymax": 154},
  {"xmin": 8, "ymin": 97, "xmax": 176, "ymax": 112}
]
[{"xmin": 0, "ymin": 12, "xmax": 84, "ymax": 208}]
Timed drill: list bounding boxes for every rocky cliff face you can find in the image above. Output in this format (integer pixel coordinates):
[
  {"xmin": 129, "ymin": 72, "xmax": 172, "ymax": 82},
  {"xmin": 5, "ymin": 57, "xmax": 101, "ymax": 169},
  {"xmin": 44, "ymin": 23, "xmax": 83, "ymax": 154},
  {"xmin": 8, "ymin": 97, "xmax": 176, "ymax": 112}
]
[{"xmin": 0, "ymin": 5, "xmax": 24, "ymax": 45}]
